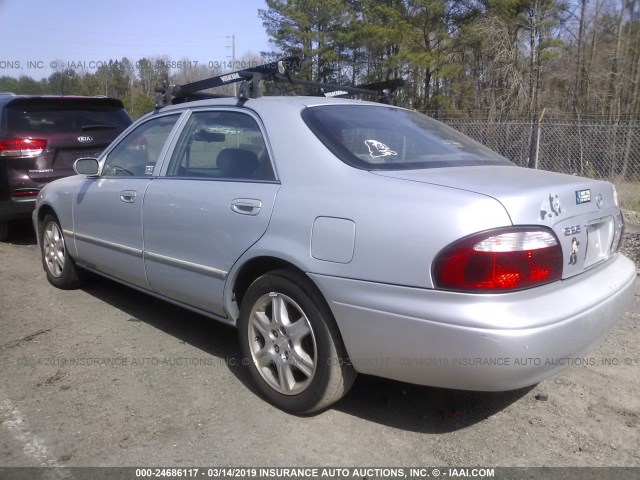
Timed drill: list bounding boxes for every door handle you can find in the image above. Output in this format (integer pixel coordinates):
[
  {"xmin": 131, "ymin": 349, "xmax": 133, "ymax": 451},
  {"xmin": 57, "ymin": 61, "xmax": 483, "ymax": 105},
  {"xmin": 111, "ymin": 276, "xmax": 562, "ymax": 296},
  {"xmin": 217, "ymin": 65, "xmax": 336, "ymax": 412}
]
[
  {"xmin": 120, "ymin": 190, "xmax": 137, "ymax": 203},
  {"xmin": 230, "ymin": 198, "xmax": 262, "ymax": 216}
]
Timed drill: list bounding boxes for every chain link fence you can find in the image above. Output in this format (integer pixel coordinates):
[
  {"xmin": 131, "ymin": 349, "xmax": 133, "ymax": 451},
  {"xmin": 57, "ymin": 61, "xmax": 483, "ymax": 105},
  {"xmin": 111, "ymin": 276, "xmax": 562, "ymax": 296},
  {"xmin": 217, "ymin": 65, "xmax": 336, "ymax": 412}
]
[{"xmin": 438, "ymin": 119, "xmax": 640, "ymax": 211}]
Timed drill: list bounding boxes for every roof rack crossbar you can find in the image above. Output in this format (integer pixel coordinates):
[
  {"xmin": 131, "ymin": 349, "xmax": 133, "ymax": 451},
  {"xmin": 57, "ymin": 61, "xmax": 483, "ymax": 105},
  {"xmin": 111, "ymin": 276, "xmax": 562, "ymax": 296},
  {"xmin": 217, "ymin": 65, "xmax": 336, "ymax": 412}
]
[
  {"xmin": 154, "ymin": 57, "xmax": 403, "ymax": 108},
  {"xmin": 268, "ymin": 74, "xmax": 381, "ymax": 97},
  {"xmin": 155, "ymin": 57, "xmax": 301, "ymax": 109}
]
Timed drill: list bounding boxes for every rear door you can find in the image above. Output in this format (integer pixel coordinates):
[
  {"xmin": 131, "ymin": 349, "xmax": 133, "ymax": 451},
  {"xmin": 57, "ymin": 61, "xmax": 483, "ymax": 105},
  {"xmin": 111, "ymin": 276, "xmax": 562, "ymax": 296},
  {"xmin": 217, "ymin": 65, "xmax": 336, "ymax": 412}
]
[
  {"xmin": 73, "ymin": 113, "xmax": 183, "ymax": 288},
  {"xmin": 143, "ymin": 109, "xmax": 280, "ymax": 317}
]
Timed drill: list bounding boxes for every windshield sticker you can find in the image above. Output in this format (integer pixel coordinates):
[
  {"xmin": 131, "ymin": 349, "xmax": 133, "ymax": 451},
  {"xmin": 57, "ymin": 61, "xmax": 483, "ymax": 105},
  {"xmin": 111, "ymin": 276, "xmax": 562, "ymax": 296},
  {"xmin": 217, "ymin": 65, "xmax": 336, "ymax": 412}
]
[{"xmin": 365, "ymin": 140, "xmax": 397, "ymax": 158}]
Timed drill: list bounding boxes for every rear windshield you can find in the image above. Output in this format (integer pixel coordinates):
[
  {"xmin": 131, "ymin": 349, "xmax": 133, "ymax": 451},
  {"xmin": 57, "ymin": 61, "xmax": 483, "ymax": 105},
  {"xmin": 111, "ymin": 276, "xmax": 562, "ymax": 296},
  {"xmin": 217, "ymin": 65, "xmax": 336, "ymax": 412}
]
[
  {"xmin": 4, "ymin": 98, "xmax": 131, "ymax": 134},
  {"xmin": 302, "ymin": 105, "xmax": 513, "ymax": 170}
]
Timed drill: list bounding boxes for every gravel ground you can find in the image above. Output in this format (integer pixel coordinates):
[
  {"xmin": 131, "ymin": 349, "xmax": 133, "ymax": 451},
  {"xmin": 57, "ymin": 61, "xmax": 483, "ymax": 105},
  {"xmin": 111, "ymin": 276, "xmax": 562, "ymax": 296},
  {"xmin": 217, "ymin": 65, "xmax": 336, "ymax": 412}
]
[
  {"xmin": 0, "ymin": 220, "xmax": 638, "ymax": 469},
  {"xmin": 621, "ymin": 210, "xmax": 640, "ymax": 267}
]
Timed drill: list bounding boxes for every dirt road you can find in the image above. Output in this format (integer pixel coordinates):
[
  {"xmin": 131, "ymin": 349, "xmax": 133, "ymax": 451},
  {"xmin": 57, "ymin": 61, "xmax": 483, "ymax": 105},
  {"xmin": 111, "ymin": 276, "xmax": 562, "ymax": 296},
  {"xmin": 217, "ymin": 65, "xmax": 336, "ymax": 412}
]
[{"xmin": 1, "ymin": 220, "xmax": 639, "ymax": 468}]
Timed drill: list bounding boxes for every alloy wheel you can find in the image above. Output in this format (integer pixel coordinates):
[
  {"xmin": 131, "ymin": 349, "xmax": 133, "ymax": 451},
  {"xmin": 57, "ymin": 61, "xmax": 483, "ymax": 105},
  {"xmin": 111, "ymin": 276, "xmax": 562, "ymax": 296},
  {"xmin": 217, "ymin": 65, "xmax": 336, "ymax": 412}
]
[
  {"xmin": 43, "ymin": 221, "xmax": 65, "ymax": 278},
  {"xmin": 247, "ymin": 292, "xmax": 317, "ymax": 395}
]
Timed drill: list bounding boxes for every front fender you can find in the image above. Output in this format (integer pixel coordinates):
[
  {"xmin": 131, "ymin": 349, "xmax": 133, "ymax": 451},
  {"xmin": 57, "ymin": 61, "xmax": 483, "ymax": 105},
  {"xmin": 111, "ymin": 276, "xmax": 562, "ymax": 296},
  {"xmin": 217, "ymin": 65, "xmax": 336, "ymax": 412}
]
[{"xmin": 34, "ymin": 176, "xmax": 84, "ymax": 258}]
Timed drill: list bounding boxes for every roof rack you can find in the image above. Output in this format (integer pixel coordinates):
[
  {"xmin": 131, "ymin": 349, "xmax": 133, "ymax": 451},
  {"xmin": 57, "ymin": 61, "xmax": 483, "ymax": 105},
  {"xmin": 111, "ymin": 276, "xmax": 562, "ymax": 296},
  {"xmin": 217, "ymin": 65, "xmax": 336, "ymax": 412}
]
[{"xmin": 154, "ymin": 57, "xmax": 403, "ymax": 109}]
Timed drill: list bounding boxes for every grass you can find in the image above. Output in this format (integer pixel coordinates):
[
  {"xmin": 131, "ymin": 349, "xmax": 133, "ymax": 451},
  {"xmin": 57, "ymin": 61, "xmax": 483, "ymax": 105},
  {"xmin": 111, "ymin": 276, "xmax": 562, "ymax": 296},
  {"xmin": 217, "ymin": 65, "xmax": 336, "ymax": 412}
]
[{"xmin": 614, "ymin": 181, "xmax": 640, "ymax": 213}]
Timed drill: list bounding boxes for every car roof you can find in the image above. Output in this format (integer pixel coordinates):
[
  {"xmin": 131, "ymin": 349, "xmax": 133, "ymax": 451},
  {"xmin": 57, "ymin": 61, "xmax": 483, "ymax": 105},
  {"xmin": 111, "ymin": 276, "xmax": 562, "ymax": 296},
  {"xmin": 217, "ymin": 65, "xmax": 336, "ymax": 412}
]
[
  {"xmin": 155, "ymin": 95, "xmax": 396, "ymax": 115},
  {"xmin": 0, "ymin": 94, "xmax": 124, "ymax": 109}
]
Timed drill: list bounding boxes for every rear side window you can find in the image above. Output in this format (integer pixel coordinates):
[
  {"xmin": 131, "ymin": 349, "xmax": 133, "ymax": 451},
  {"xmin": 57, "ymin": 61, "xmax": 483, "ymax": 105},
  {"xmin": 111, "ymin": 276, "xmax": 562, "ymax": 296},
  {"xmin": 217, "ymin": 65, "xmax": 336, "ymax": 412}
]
[
  {"xmin": 166, "ymin": 110, "xmax": 275, "ymax": 181},
  {"xmin": 4, "ymin": 99, "xmax": 131, "ymax": 134},
  {"xmin": 302, "ymin": 105, "xmax": 513, "ymax": 170}
]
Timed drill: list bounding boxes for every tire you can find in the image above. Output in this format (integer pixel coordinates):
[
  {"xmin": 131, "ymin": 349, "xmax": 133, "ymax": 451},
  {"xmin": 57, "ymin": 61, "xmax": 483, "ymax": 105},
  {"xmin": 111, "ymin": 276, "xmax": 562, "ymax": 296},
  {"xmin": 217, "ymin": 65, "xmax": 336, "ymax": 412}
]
[
  {"xmin": 0, "ymin": 221, "xmax": 8, "ymax": 242},
  {"xmin": 238, "ymin": 269, "xmax": 356, "ymax": 414},
  {"xmin": 39, "ymin": 214, "xmax": 87, "ymax": 289}
]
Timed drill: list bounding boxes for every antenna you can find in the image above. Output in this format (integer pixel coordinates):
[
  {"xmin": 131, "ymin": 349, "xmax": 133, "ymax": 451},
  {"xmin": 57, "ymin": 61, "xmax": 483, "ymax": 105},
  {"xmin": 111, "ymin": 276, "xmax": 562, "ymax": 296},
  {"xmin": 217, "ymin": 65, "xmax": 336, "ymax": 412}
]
[{"xmin": 225, "ymin": 34, "xmax": 236, "ymax": 96}]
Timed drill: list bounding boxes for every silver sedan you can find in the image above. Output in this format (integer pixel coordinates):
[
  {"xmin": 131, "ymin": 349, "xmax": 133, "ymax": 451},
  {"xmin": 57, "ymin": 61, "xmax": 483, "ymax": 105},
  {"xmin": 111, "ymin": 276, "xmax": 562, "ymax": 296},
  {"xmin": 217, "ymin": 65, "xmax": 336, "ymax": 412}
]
[{"xmin": 33, "ymin": 96, "xmax": 636, "ymax": 414}]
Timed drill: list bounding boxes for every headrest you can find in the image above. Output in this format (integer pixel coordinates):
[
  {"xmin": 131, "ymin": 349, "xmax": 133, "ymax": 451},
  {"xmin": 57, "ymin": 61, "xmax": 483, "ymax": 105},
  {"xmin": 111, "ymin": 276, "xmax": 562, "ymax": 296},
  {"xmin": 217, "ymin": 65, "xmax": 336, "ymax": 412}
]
[{"xmin": 217, "ymin": 148, "xmax": 259, "ymax": 179}]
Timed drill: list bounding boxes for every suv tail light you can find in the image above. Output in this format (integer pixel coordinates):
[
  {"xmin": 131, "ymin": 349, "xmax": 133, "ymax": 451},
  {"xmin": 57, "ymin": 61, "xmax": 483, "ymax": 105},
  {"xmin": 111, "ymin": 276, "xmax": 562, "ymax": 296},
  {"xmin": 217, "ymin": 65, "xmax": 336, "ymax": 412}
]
[
  {"xmin": 433, "ymin": 227, "xmax": 563, "ymax": 292},
  {"xmin": 0, "ymin": 138, "xmax": 47, "ymax": 158},
  {"xmin": 129, "ymin": 136, "xmax": 148, "ymax": 151}
]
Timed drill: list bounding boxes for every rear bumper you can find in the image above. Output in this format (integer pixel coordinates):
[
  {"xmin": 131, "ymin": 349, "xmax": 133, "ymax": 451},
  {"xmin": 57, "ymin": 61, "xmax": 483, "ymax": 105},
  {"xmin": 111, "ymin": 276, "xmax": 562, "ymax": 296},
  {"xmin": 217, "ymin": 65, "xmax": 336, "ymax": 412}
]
[
  {"xmin": 0, "ymin": 197, "xmax": 37, "ymax": 222},
  {"xmin": 309, "ymin": 253, "xmax": 636, "ymax": 391}
]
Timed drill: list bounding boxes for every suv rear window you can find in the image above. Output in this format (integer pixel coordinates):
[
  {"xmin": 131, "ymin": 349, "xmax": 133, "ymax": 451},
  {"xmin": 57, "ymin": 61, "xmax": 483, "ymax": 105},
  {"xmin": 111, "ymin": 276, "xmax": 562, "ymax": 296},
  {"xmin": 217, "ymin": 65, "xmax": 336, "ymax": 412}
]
[
  {"xmin": 4, "ymin": 98, "xmax": 131, "ymax": 134},
  {"xmin": 302, "ymin": 105, "xmax": 513, "ymax": 170}
]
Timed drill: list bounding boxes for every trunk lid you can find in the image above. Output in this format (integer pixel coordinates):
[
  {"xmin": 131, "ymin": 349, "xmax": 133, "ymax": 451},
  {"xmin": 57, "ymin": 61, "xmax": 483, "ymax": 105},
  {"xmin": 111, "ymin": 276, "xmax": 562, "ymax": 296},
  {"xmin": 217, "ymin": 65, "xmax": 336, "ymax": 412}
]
[
  {"xmin": 4, "ymin": 96, "xmax": 131, "ymax": 182},
  {"xmin": 28, "ymin": 133, "xmax": 111, "ymax": 182},
  {"xmin": 373, "ymin": 165, "xmax": 624, "ymax": 279}
]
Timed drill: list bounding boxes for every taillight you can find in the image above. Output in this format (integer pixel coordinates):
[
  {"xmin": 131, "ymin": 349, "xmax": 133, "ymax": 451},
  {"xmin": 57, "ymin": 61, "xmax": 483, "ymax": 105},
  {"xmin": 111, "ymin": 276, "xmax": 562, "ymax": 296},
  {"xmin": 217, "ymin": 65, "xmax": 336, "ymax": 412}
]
[
  {"xmin": 611, "ymin": 212, "xmax": 625, "ymax": 254},
  {"xmin": 0, "ymin": 138, "xmax": 47, "ymax": 158},
  {"xmin": 12, "ymin": 189, "xmax": 40, "ymax": 198},
  {"xmin": 433, "ymin": 227, "xmax": 563, "ymax": 292},
  {"xmin": 129, "ymin": 136, "xmax": 148, "ymax": 151}
]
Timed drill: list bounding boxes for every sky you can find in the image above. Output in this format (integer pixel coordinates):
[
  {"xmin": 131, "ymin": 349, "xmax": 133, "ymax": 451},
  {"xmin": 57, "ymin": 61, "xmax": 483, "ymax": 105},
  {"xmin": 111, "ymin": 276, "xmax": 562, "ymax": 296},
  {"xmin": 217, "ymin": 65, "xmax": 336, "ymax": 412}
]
[{"xmin": 0, "ymin": 0, "xmax": 273, "ymax": 80}]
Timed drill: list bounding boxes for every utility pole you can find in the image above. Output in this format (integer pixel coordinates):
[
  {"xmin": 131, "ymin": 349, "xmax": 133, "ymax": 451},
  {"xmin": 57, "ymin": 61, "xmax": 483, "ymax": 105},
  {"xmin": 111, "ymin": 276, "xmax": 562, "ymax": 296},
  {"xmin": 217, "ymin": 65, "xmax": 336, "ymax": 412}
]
[
  {"xmin": 533, "ymin": 107, "xmax": 546, "ymax": 170},
  {"xmin": 226, "ymin": 34, "xmax": 236, "ymax": 95}
]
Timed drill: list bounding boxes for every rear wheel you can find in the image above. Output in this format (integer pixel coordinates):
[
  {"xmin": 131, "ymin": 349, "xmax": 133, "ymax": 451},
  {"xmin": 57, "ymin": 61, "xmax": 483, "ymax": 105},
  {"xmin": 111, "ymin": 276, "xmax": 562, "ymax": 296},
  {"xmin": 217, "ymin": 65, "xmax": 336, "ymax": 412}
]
[
  {"xmin": 238, "ymin": 269, "xmax": 356, "ymax": 414},
  {"xmin": 39, "ymin": 214, "xmax": 86, "ymax": 289}
]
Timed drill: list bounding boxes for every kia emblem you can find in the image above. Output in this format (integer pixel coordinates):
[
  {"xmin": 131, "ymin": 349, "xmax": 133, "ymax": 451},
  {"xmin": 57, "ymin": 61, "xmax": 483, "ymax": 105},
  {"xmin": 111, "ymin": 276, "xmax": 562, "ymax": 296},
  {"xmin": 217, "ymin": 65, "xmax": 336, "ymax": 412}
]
[{"xmin": 77, "ymin": 136, "xmax": 93, "ymax": 143}]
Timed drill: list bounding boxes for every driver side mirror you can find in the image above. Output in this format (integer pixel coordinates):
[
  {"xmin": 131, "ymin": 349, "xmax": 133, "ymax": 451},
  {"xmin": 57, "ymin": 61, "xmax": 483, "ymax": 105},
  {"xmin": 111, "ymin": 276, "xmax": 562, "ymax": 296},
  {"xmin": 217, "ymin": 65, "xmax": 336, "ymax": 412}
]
[{"xmin": 74, "ymin": 157, "xmax": 99, "ymax": 176}]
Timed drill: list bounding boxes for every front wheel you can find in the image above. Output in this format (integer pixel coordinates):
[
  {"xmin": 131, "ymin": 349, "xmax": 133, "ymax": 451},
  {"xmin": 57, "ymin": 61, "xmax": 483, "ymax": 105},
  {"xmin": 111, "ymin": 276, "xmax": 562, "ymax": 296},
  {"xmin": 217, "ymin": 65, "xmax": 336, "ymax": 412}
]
[
  {"xmin": 39, "ymin": 214, "xmax": 86, "ymax": 289},
  {"xmin": 238, "ymin": 269, "xmax": 356, "ymax": 414}
]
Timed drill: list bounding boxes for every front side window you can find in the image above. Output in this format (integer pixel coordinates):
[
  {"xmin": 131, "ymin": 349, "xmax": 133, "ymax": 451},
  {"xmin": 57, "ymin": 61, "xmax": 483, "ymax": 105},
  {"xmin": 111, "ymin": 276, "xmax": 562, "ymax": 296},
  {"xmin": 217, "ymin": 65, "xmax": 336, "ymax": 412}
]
[
  {"xmin": 166, "ymin": 110, "xmax": 275, "ymax": 180},
  {"xmin": 101, "ymin": 114, "xmax": 180, "ymax": 177},
  {"xmin": 302, "ymin": 105, "xmax": 514, "ymax": 170}
]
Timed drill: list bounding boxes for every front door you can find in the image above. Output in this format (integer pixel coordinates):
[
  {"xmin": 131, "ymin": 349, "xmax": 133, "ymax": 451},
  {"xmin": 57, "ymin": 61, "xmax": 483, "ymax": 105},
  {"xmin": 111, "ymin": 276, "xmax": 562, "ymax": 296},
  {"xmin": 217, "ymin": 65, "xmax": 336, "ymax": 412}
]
[{"xmin": 73, "ymin": 113, "xmax": 183, "ymax": 288}]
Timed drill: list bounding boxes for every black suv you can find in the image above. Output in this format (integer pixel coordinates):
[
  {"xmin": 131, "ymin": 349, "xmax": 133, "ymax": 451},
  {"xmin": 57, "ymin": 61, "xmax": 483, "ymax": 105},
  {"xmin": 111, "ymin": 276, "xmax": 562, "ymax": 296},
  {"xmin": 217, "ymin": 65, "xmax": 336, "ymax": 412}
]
[{"xmin": 0, "ymin": 94, "xmax": 132, "ymax": 240}]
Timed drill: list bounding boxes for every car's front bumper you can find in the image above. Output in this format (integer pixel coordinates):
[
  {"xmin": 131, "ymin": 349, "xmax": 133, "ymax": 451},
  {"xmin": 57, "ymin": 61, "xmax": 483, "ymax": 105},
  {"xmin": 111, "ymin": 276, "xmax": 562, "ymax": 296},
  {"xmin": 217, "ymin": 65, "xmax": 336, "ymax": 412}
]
[{"xmin": 309, "ymin": 253, "xmax": 636, "ymax": 391}]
